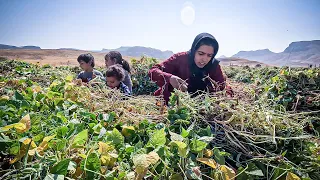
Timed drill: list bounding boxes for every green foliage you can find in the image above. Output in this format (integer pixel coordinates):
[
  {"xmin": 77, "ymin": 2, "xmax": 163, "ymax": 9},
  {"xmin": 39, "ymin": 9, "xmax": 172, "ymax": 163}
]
[
  {"xmin": 0, "ymin": 59, "xmax": 319, "ymax": 179},
  {"xmin": 131, "ymin": 56, "xmax": 159, "ymax": 95}
]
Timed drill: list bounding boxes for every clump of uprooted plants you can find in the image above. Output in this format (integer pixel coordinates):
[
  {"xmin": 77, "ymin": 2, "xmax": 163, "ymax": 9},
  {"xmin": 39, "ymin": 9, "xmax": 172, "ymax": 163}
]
[{"xmin": 0, "ymin": 59, "xmax": 319, "ymax": 180}]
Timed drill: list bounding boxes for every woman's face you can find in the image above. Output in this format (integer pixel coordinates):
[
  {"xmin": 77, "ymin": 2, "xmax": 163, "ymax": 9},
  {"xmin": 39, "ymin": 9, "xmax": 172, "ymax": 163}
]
[
  {"xmin": 105, "ymin": 57, "xmax": 116, "ymax": 67},
  {"xmin": 194, "ymin": 45, "xmax": 214, "ymax": 68}
]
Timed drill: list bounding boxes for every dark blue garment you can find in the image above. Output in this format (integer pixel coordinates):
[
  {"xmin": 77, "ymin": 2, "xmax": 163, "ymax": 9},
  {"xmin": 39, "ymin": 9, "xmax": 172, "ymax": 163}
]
[{"xmin": 118, "ymin": 82, "xmax": 131, "ymax": 95}]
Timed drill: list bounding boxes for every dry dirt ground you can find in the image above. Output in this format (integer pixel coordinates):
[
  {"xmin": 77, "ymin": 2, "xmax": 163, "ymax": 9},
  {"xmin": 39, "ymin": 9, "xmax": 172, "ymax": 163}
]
[
  {"xmin": 0, "ymin": 49, "xmax": 265, "ymax": 67},
  {"xmin": 0, "ymin": 49, "xmax": 134, "ymax": 67}
]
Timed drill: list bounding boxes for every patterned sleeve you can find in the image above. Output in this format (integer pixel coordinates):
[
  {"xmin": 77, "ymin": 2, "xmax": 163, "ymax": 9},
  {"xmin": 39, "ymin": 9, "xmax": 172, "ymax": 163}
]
[{"xmin": 120, "ymin": 83, "xmax": 131, "ymax": 95}]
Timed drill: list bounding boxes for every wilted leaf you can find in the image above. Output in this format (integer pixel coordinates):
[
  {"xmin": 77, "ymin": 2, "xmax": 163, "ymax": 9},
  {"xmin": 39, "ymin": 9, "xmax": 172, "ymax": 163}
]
[
  {"xmin": 169, "ymin": 131, "xmax": 184, "ymax": 142},
  {"xmin": 133, "ymin": 151, "xmax": 160, "ymax": 177},
  {"xmin": 1, "ymin": 114, "xmax": 31, "ymax": 133},
  {"xmin": 286, "ymin": 172, "xmax": 301, "ymax": 180},
  {"xmin": 220, "ymin": 165, "xmax": 236, "ymax": 180},
  {"xmin": 126, "ymin": 171, "xmax": 135, "ymax": 180},
  {"xmin": 32, "ymin": 85, "xmax": 42, "ymax": 93},
  {"xmin": 198, "ymin": 136, "xmax": 215, "ymax": 143},
  {"xmin": 10, "ymin": 138, "xmax": 37, "ymax": 164},
  {"xmin": 98, "ymin": 142, "xmax": 113, "ymax": 154},
  {"xmin": 1, "ymin": 123, "xmax": 25, "ymax": 132},
  {"xmin": 196, "ymin": 158, "xmax": 217, "ymax": 169},
  {"xmin": 51, "ymin": 159, "xmax": 71, "ymax": 176},
  {"xmin": 146, "ymin": 151, "xmax": 160, "ymax": 165},
  {"xmin": 203, "ymin": 149, "xmax": 213, "ymax": 158},
  {"xmin": 18, "ymin": 114, "xmax": 31, "ymax": 133},
  {"xmin": 71, "ymin": 129, "xmax": 88, "ymax": 148},
  {"xmin": 100, "ymin": 154, "xmax": 111, "ymax": 166},
  {"xmin": 37, "ymin": 134, "xmax": 56, "ymax": 155},
  {"xmin": 133, "ymin": 154, "xmax": 148, "ymax": 174}
]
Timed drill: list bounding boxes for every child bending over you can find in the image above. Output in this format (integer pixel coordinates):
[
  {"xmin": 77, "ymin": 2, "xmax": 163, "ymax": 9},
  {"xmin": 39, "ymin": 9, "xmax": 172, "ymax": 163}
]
[{"xmin": 105, "ymin": 64, "xmax": 131, "ymax": 95}]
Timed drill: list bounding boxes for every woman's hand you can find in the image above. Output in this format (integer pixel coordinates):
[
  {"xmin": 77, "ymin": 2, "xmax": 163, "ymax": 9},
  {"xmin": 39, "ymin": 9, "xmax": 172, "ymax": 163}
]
[{"xmin": 169, "ymin": 75, "xmax": 188, "ymax": 92}]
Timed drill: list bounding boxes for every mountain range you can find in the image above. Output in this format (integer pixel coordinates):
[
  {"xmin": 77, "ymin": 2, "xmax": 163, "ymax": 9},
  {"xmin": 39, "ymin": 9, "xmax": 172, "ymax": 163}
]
[
  {"xmin": 101, "ymin": 46, "xmax": 173, "ymax": 60},
  {"xmin": 232, "ymin": 40, "xmax": 320, "ymax": 67},
  {"xmin": 0, "ymin": 44, "xmax": 173, "ymax": 60},
  {"xmin": 1, "ymin": 40, "xmax": 319, "ymax": 66},
  {"xmin": 0, "ymin": 44, "xmax": 41, "ymax": 50}
]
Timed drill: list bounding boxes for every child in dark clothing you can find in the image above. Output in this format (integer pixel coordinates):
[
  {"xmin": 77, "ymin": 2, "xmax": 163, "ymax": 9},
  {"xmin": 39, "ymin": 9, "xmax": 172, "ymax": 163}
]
[
  {"xmin": 105, "ymin": 64, "xmax": 131, "ymax": 95},
  {"xmin": 77, "ymin": 53, "xmax": 104, "ymax": 83}
]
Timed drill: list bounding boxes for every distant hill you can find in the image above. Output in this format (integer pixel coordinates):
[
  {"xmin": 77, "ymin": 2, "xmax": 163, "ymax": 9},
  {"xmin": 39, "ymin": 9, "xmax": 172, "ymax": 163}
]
[
  {"xmin": 102, "ymin": 46, "xmax": 174, "ymax": 60},
  {"xmin": 232, "ymin": 40, "xmax": 320, "ymax": 67},
  {"xmin": 219, "ymin": 55, "xmax": 227, "ymax": 58},
  {"xmin": 0, "ymin": 44, "xmax": 41, "ymax": 50},
  {"xmin": 58, "ymin": 48, "xmax": 81, "ymax": 51}
]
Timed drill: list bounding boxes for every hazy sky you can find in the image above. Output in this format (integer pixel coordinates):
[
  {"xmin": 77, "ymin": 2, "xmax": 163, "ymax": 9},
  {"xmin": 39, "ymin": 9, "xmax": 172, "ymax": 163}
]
[{"xmin": 0, "ymin": 0, "xmax": 319, "ymax": 57}]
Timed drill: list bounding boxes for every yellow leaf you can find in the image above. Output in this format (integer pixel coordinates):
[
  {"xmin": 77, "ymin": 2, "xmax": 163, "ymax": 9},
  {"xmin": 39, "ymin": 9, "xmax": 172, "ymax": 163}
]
[
  {"xmin": 98, "ymin": 142, "xmax": 113, "ymax": 154},
  {"xmin": 0, "ymin": 95, "xmax": 10, "ymax": 100},
  {"xmin": 1, "ymin": 123, "xmax": 22, "ymax": 131},
  {"xmin": 286, "ymin": 172, "xmax": 301, "ymax": 180},
  {"xmin": 220, "ymin": 165, "xmax": 236, "ymax": 180},
  {"xmin": 33, "ymin": 85, "xmax": 42, "ymax": 93},
  {"xmin": 197, "ymin": 158, "xmax": 217, "ymax": 169},
  {"xmin": 100, "ymin": 153, "xmax": 117, "ymax": 167},
  {"xmin": 100, "ymin": 154, "xmax": 111, "ymax": 166},
  {"xmin": 22, "ymin": 138, "xmax": 37, "ymax": 149},
  {"xmin": 15, "ymin": 124, "xmax": 27, "ymax": 133},
  {"xmin": 28, "ymin": 149, "xmax": 36, "ymax": 156},
  {"xmin": 10, "ymin": 138, "xmax": 37, "ymax": 164},
  {"xmin": 42, "ymin": 135, "xmax": 56, "ymax": 142},
  {"xmin": 37, "ymin": 135, "xmax": 56, "ymax": 155},
  {"xmin": 100, "ymin": 167, "xmax": 108, "ymax": 175},
  {"xmin": 78, "ymin": 154, "xmax": 87, "ymax": 159},
  {"xmin": 133, "ymin": 151, "xmax": 160, "ymax": 178},
  {"xmin": 203, "ymin": 149, "xmax": 214, "ymax": 158},
  {"xmin": 66, "ymin": 75, "xmax": 74, "ymax": 82},
  {"xmin": 17, "ymin": 114, "xmax": 31, "ymax": 133},
  {"xmin": 122, "ymin": 125, "xmax": 135, "ymax": 137}
]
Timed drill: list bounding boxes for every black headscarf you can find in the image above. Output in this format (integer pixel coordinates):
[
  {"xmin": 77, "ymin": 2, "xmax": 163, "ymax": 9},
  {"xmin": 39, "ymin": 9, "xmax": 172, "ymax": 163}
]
[{"xmin": 187, "ymin": 33, "xmax": 220, "ymax": 94}]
